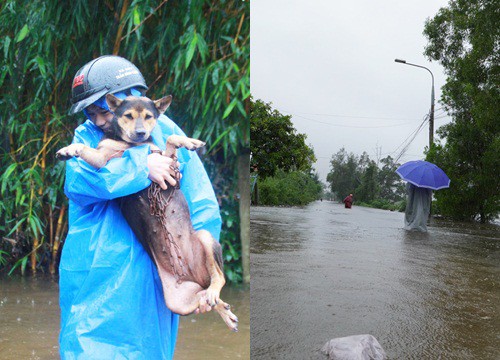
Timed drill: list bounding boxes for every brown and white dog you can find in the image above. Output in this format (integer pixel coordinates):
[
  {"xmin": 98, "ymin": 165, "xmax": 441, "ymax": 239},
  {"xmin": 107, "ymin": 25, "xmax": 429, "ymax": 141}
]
[{"xmin": 57, "ymin": 94, "xmax": 238, "ymax": 331}]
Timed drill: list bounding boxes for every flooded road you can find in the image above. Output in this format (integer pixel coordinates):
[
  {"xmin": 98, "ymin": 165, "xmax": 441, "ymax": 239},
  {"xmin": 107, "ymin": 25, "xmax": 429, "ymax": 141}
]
[
  {"xmin": 251, "ymin": 202, "xmax": 499, "ymax": 359},
  {"xmin": 0, "ymin": 276, "xmax": 249, "ymax": 359}
]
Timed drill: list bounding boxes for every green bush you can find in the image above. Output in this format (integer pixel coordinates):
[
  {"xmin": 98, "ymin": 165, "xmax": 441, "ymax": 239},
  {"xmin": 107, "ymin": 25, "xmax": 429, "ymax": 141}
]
[
  {"xmin": 258, "ymin": 170, "xmax": 322, "ymax": 206},
  {"xmin": 357, "ymin": 198, "xmax": 402, "ymax": 212}
]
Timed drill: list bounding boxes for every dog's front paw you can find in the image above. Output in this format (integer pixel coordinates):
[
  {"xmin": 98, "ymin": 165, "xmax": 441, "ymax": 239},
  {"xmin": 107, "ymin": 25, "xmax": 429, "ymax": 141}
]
[
  {"xmin": 56, "ymin": 144, "xmax": 85, "ymax": 160},
  {"xmin": 184, "ymin": 138, "xmax": 206, "ymax": 151},
  {"xmin": 167, "ymin": 135, "xmax": 206, "ymax": 151}
]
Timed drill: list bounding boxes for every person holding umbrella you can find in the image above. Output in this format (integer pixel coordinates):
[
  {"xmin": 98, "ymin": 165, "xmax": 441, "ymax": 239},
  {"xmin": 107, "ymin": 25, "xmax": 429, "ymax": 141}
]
[
  {"xmin": 396, "ymin": 160, "xmax": 450, "ymax": 232},
  {"xmin": 403, "ymin": 183, "xmax": 432, "ymax": 231}
]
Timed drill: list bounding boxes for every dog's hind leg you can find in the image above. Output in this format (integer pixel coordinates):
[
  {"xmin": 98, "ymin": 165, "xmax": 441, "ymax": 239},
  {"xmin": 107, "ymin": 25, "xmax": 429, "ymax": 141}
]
[
  {"xmin": 213, "ymin": 300, "xmax": 239, "ymax": 332},
  {"xmin": 164, "ymin": 135, "xmax": 206, "ymax": 158},
  {"xmin": 161, "ymin": 280, "xmax": 238, "ymax": 332},
  {"xmin": 195, "ymin": 229, "xmax": 226, "ymax": 307}
]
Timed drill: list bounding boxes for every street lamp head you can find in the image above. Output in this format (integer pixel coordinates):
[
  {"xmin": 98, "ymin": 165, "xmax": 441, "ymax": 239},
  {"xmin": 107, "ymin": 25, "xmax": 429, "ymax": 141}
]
[{"xmin": 393, "ymin": 58, "xmax": 435, "ymax": 148}]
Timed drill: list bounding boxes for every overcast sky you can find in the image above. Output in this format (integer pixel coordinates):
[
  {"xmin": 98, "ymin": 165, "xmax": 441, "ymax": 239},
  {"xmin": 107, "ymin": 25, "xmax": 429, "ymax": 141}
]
[{"xmin": 251, "ymin": 0, "xmax": 452, "ymax": 182}]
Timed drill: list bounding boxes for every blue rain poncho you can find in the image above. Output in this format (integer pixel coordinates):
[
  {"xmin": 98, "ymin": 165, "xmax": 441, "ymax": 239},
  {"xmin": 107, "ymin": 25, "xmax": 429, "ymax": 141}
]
[{"xmin": 59, "ymin": 114, "xmax": 221, "ymax": 360}]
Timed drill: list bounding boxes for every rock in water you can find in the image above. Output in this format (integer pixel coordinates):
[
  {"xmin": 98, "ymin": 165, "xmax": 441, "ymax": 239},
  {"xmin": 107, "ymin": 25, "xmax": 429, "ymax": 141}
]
[{"xmin": 321, "ymin": 334, "xmax": 386, "ymax": 360}]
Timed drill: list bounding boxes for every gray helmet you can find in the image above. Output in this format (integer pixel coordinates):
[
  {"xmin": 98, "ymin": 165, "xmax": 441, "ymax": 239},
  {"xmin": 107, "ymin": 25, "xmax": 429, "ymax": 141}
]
[{"xmin": 69, "ymin": 55, "xmax": 148, "ymax": 114}]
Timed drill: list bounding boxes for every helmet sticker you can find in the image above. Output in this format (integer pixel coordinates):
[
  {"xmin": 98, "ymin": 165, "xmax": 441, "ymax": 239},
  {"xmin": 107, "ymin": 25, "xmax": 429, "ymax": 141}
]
[
  {"xmin": 116, "ymin": 67, "xmax": 139, "ymax": 80},
  {"xmin": 73, "ymin": 74, "xmax": 84, "ymax": 88}
]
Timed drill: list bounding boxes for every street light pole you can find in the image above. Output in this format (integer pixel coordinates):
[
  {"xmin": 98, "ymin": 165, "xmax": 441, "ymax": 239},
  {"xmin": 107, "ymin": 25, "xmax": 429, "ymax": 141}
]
[{"xmin": 395, "ymin": 59, "xmax": 435, "ymax": 148}]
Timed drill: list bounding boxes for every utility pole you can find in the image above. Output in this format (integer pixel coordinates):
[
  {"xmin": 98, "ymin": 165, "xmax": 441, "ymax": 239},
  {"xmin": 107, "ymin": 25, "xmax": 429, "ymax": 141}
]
[{"xmin": 395, "ymin": 59, "xmax": 435, "ymax": 148}]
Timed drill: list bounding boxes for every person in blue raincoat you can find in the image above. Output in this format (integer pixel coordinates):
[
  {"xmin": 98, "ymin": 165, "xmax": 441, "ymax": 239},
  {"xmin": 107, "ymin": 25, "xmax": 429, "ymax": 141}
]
[{"xmin": 59, "ymin": 55, "xmax": 222, "ymax": 359}]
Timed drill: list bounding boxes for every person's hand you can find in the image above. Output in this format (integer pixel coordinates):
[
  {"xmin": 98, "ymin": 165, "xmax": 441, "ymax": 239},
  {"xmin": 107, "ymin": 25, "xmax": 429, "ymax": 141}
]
[{"xmin": 147, "ymin": 153, "xmax": 181, "ymax": 190}]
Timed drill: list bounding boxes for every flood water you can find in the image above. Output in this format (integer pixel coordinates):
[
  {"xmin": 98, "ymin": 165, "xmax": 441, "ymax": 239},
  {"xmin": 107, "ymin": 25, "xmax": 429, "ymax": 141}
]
[
  {"xmin": 0, "ymin": 276, "xmax": 249, "ymax": 360},
  {"xmin": 251, "ymin": 201, "xmax": 500, "ymax": 359}
]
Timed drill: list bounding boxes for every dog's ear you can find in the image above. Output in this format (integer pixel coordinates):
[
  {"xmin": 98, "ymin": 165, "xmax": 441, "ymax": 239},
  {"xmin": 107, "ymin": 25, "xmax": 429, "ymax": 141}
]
[
  {"xmin": 106, "ymin": 94, "xmax": 123, "ymax": 112},
  {"xmin": 154, "ymin": 95, "xmax": 172, "ymax": 114}
]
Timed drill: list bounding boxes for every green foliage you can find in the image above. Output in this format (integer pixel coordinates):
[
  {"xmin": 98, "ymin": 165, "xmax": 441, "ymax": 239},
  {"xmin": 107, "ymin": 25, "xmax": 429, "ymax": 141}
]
[
  {"xmin": 326, "ymin": 148, "xmax": 405, "ymax": 204},
  {"xmin": 423, "ymin": 0, "xmax": 499, "ymax": 222},
  {"xmin": 356, "ymin": 199, "xmax": 405, "ymax": 212},
  {"xmin": 258, "ymin": 170, "xmax": 322, "ymax": 206},
  {"xmin": 355, "ymin": 161, "xmax": 379, "ymax": 203},
  {"xmin": 377, "ymin": 155, "xmax": 406, "ymax": 202},
  {"xmin": 326, "ymin": 148, "xmax": 359, "ymax": 200},
  {"xmin": 250, "ymin": 98, "xmax": 316, "ymax": 178},
  {"xmin": 0, "ymin": 0, "xmax": 249, "ymax": 280}
]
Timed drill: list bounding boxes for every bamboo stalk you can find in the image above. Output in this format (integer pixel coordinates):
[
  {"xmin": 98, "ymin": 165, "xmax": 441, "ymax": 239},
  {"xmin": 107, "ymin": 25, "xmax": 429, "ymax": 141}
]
[
  {"xmin": 49, "ymin": 206, "xmax": 54, "ymax": 253},
  {"xmin": 30, "ymin": 186, "xmax": 38, "ymax": 275},
  {"xmin": 31, "ymin": 239, "xmax": 38, "ymax": 275},
  {"xmin": 39, "ymin": 113, "xmax": 50, "ymax": 196},
  {"xmin": 9, "ymin": 133, "xmax": 15, "ymax": 158},
  {"xmin": 112, "ymin": 0, "xmax": 131, "ymax": 55},
  {"xmin": 234, "ymin": 13, "xmax": 245, "ymax": 45},
  {"xmin": 50, "ymin": 204, "xmax": 66, "ymax": 275},
  {"xmin": 120, "ymin": 0, "xmax": 169, "ymax": 41}
]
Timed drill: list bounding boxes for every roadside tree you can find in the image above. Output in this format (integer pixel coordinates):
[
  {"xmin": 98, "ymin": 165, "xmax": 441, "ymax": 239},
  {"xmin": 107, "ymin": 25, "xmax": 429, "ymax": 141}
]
[
  {"xmin": 424, "ymin": 0, "xmax": 499, "ymax": 222},
  {"xmin": 250, "ymin": 98, "xmax": 320, "ymax": 205}
]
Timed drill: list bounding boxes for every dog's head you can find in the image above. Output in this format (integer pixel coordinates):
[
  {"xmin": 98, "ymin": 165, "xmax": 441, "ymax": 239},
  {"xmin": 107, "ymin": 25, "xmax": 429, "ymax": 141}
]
[{"xmin": 105, "ymin": 94, "xmax": 172, "ymax": 144}]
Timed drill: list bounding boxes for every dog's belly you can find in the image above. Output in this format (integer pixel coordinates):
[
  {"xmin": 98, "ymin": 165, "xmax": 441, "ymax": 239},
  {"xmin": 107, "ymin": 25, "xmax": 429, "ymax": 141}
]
[{"xmin": 118, "ymin": 186, "xmax": 211, "ymax": 287}]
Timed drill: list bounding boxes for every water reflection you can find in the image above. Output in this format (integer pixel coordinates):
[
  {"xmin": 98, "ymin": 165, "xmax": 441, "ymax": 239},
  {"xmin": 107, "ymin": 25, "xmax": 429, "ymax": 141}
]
[{"xmin": 251, "ymin": 202, "xmax": 500, "ymax": 359}]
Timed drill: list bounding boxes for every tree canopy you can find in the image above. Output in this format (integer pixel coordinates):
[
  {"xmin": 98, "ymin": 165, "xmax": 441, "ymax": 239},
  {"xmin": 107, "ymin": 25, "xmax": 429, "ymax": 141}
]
[
  {"xmin": 423, "ymin": 0, "xmax": 499, "ymax": 222},
  {"xmin": 250, "ymin": 98, "xmax": 316, "ymax": 178},
  {"xmin": 326, "ymin": 148, "xmax": 405, "ymax": 204}
]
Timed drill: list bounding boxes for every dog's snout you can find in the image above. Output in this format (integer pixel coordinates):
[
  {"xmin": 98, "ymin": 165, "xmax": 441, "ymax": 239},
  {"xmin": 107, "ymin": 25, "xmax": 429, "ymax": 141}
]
[{"xmin": 135, "ymin": 129, "xmax": 147, "ymax": 137}]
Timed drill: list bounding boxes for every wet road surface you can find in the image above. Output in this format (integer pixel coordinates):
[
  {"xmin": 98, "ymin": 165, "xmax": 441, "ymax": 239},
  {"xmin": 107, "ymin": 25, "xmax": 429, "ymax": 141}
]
[{"xmin": 250, "ymin": 201, "xmax": 499, "ymax": 359}]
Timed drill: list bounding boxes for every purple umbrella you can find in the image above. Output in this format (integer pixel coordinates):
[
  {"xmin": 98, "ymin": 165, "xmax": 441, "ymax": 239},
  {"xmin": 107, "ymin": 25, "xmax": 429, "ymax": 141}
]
[{"xmin": 396, "ymin": 160, "xmax": 450, "ymax": 190}]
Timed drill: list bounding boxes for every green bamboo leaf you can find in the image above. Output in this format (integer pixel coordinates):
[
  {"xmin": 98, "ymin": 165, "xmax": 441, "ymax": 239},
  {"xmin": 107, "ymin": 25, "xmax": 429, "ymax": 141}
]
[
  {"xmin": 0, "ymin": 69, "xmax": 6, "ymax": 88},
  {"xmin": 133, "ymin": 6, "xmax": 141, "ymax": 26},
  {"xmin": 8, "ymin": 256, "xmax": 28, "ymax": 276},
  {"xmin": 236, "ymin": 100, "xmax": 246, "ymax": 117},
  {"xmin": 240, "ymin": 80, "xmax": 250, "ymax": 99},
  {"xmin": 201, "ymin": 71, "xmax": 209, "ymax": 99},
  {"xmin": 3, "ymin": 36, "xmax": 11, "ymax": 58},
  {"xmin": 0, "ymin": 250, "xmax": 8, "ymax": 266},
  {"xmin": 196, "ymin": 36, "xmax": 208, "ymax": 63},
  {"xmin": 35, "ymin": 56, "xmax": 46, "ymax": 77},
  {"xmin": 185, "ymin": 32, "xmax": 198, "ymax": 69},
  {"xmin": 223, "ymin": 98, "xmax": 238, "ymax": 119},
  {"xmin": 1, "ymin": 163, "xmax": 17, "ymax": 195},
  {"xmin": 29, "ymin": 214, "xmax": 43, "ymax": 236},
  {"xmin": 212, "ymin": 67, "xmax": 219, "ymax": 85},
  {"xmin": 207, "ymin": 124, "xmax": 236, "ymax": 153},
  {"xmin": 6, "ymin": 217, "xmax": 26, "ymax": 237},
  {"xmin": 21, "ymin": 256, "xmax": 28, "ymax": 276},
  {"xmin": 16, "ymin": 24, "xmax": 30, "ymax": 43}
]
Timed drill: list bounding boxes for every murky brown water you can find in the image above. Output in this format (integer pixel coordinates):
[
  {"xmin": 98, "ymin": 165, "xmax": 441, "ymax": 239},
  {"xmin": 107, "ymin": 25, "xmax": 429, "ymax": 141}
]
[
  {"xmin": 251, "ymin": 201, "xmax": 500, "ymax": 360},
  {"xmin": 0, "ymin": 276, "xmax": 249, "ymax": 360}
]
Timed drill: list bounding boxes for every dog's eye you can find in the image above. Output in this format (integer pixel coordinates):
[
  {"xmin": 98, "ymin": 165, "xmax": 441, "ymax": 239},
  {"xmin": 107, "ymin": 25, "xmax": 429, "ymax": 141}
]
[
  {"xmin": 125, "ymin": 114, "xmax": 134, "ymax": 120},
  {"xmin": 145, "ymin": 114, "xmax": 152, "ymax": 120}
]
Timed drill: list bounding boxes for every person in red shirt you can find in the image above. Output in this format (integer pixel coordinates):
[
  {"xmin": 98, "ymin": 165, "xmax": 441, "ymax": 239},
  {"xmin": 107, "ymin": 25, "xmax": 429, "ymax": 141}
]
[{"xmin": 343, "ymin": 194, "xmax": 353, "ymax": 208}]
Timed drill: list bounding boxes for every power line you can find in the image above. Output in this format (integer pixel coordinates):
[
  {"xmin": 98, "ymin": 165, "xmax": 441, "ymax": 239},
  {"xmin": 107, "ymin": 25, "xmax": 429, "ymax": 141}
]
[
  {"xmin": 392, "ymin": 115, "xmax": 429, "ymax": 164},
  {"xmin": 284, "ymin": 112, "xmax": 416, "ymax": 129},
  {"xmin": 287, "ymin": 111, "xmax": 422, "ymax": 122}
]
